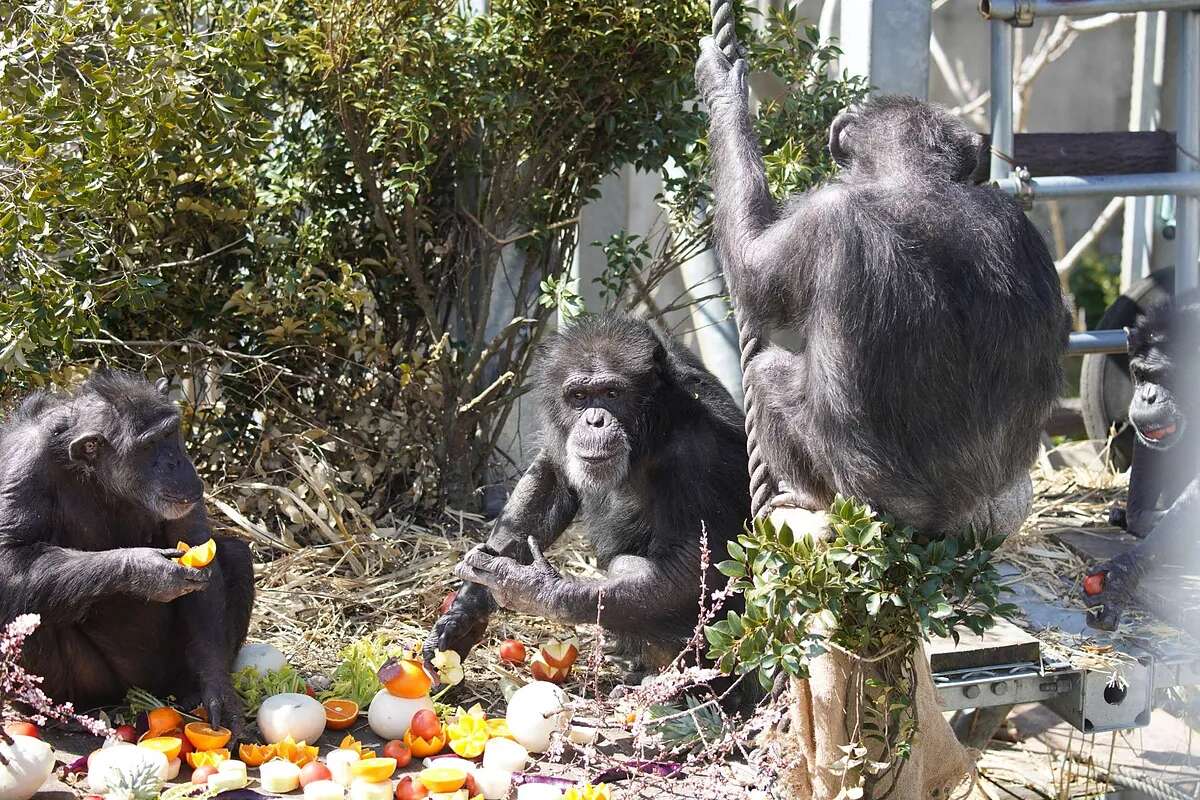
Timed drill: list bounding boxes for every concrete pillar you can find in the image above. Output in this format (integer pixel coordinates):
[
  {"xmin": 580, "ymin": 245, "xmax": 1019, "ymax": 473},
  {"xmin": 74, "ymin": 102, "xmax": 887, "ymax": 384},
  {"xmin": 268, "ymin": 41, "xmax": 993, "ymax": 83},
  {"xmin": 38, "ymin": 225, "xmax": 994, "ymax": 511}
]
[{"xmin": 839, "ymin": 0, "xmax": 932, "ymax": 99}]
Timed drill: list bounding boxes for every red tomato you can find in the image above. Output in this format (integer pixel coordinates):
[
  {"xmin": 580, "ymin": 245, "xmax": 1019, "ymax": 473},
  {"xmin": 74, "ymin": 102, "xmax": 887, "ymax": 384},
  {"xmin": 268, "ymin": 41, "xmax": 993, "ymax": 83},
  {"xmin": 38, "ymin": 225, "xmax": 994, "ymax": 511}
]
[
  {"xmin": 382, "ymin": 740, "xmax": 412, "ymax": 768},
  {"xmin": 1083, "ymin": 572, "xmax": 1106, "ymax": 596},
  {"xmin": 409, "ymin": 709, "xmax": 441, "ymax": 742},
  {"xmin": 439, "ymin": 591, "xmax": 457, "ymax": 615},
  {"xmin": 300, "ymin": 762, "xmax": 333, "ymax": 787},
  {"xmin": 3, "ymin": 722, "xmax": 38, "ymax": 739},
  {"xmin": 84, "ymin": 795, "xmax": 104, "ymax": 800},
  {"xmin": 498, "ymin": 639, "xmax": 526, "ymax": 664},
  {"xmin": 114, "ymin": 725, "xmax": 138, "ymax": 743},
  {"xmin": 395, "ymin": 776, "xmax": 430, "ymax": 800},
  {"xmin": 191, "ymin": 765, "xmax": 218, "ymax": 785}
]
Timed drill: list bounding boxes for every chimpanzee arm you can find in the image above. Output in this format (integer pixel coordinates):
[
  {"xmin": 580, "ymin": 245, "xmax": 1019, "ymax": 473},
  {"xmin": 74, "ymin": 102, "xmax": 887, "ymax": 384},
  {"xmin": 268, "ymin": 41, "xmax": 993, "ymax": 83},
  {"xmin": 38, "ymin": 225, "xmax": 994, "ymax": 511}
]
[
  {"xmin": 426, "ymin": 453, "xmax": 580, "ymax": 660},
  {"xmin": 163, "ymin": 508, "xmax": 244, "ymax": 735},
  {"xmin": 0, "ymin": 450, "xmax": 205, "ymax": 622}
]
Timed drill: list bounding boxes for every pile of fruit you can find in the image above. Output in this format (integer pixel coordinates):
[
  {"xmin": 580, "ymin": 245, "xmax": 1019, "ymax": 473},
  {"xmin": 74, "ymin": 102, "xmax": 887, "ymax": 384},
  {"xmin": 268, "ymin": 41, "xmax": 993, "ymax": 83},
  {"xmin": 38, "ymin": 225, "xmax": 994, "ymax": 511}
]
[{"xmin": 40, "ymin": 638, "xmax": 609, "ymax": 800}]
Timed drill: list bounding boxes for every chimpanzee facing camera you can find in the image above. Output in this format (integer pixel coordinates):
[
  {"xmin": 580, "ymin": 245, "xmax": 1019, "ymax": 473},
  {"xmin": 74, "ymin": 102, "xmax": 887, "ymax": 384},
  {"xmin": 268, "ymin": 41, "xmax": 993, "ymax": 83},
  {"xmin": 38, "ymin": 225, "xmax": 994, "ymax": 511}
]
[{"xmin": 1084, "ymin": 292, "xmax": 1200, "ymax": 630}]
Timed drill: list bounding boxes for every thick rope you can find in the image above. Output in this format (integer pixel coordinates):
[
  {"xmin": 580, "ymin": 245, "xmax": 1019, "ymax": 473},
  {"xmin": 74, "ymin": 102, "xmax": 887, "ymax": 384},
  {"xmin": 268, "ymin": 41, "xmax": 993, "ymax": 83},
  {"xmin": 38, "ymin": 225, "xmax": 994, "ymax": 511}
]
[{"xmin": 710, "ymin": 0, "xmax": 776, "ymax": 518}]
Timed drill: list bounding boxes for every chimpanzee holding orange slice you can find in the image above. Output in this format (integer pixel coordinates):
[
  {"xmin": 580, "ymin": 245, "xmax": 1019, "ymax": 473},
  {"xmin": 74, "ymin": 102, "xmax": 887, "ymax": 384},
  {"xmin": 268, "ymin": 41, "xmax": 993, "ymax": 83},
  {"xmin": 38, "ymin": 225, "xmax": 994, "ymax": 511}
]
[{"xmin": 0, "ymin": 371, "xmax": 253, "ymax": 736}]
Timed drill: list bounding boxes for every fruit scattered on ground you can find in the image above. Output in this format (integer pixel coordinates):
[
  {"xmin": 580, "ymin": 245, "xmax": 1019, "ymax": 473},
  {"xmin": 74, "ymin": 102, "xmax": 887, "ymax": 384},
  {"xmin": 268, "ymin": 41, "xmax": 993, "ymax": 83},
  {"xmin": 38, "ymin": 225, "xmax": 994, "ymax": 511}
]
[
  {"xmin": 378, "ymin": 659, "xmax": 433, "ymax": 699},
  {"xmin": 191, "ymin": 765, "xmax": 218, "ymax": 785},
  {"xmin": 259, "ymin": 693, "xmax": 328, "ymax": 744},
  {"xmin": 336, "ymin": 735, "xmax": 376, "ymax": 760},
  {"xmin": 349, "ymin": 757, "xmax": 397, "ymax": 783},
  {"xmin": 238, "ymin": 742, "xmax": 277, "ymax": 767},
  {"xmin": 260, "ymin": 759, "xmax": 303, "ymax": 793},
  {"xmin": 529, "ymin": 654, "xmax": 570, "ymax": 684},
  {"xmin": 324, "ymin": 699, "xmax": 360, "ymax": 730},
  {"xmin": 418, "ymin": 766, "xmax": 466, "ymax": 793},
  {"xmin": 409, "ymin": 710, "xmax": 441, "ymax": 742},
  {"xmin": 367, "ymin": 689, "xmax": 435, "ymax": 740},
  {"xmin": 539, "ymin": 639, "xmax": 579, "ymax": 669},
  {"xmin": 498, "ymin": 640, "xmax": 526, "ymax": 664},
  {"xmin": 113, "ymin": 725, "xmax": 138, "ymax": 743},
  {"xmin": 381, "ymin": 740, "xmax": 411, "ymax": 767},
  {"xmin": 146, "ymin": 707, "xmax": 183, "ymax": 737},
  {"xmin": 137, "ymin": 736, "xmax": 183, "ymax": 762},
  {"xmin": 1083, "ymin": 572, "xmax": 1105, "ymax": 596},
  {"xmin": 300, "ymin": 761, "xmax": 334, "ymax": 787},
  {"xmin": 394, "ymin": 776, "xmax": 430, "ymax": 800},
  {"xmin": 186, "ymin": 748, "xmax": 230, "ymax": 769},
  {"xmin": 275, "ymin": 735, "xmax": 320, "ymax": 766},
  {"xmin": 402, "ymin": 729, "xmax": 446, "ymax": 759},
  {"xmin": 184, "ymin": 722, "xmax": 232, "ymax": 752}
]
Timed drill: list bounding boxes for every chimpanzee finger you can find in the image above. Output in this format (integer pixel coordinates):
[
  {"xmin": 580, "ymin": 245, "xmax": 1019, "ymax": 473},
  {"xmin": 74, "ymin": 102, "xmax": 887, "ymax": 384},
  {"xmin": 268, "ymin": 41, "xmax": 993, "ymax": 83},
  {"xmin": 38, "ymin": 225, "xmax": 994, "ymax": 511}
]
[
  {"xmin": 158, "ymin": 548, "xmax": 186, "ymax": 559},
  {"xmin": 527, "ymin": 537, "xmax": 548, "ymax": 567},
  {"xmin": 461, "ymin": 547, "xmax": 500, "ymax": 571},
  {"xmin": 454, "ymin": 562, "xmax": 489, "ymax": 586}
]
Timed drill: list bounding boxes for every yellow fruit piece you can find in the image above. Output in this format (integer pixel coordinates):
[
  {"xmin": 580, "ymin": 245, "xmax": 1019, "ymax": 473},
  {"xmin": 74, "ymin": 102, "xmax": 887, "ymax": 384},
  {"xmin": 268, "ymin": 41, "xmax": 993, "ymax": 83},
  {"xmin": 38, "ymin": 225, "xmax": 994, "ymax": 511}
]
[
  {"xmin": 238, "ymin": 742, "xmax": 277, "ymax": 767},
  {"xmin": 138, "ymin": 736, "xmax": 182, "ymax": 762},
  {"xmin": 564, "ymin": 785, "xmax": 611, "ymax": 800},
  {"xmin": 276, "ymin": 735, "xmax": 319, "ymax": 767},
  {"xmin": 485, "ymin": 719, "xmax": 513, "ymax": 740},
  {"xmin": 418, "ymin": 767, "xmax": 466, "ymax": 793},
  {"xmin": 184, "ymin": 721, "xmax": 232, "ymax": 751},
  {"xmin": 349, "ymin": 758, "xmax": 397, "ymax": 783},
  {"xmin": 338, "ymin": 735, "xmax": 375, "ymax": 759},
  {"xmin": 449, "ymin": 732, "xmax": 487, "ymax": 759},
  {"xmin": 176, "ymin": 538, "xmax": 217, "ymax": 568},
  {"xmin": 187, "ymin": 748, "xmax": 230, "ymax": 769}
]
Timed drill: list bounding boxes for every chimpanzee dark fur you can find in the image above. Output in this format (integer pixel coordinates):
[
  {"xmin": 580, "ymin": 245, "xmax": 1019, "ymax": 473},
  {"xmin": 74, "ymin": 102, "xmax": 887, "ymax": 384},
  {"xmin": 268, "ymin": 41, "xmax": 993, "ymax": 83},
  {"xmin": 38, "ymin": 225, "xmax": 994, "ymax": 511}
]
[
  {"xmin": 0, "ymin": 372, "xmax": 253, "ymax": 733},
  {"xmin": 695, "ymin": 42, "xmax": 1069, "ymax": 534},
  {"xmin": 1085, "ymin": 292, "xmax": 1200, "ymax": 630},
  {"xmin": 426, "ymin": 316, "xmax": 749, "ymax": 669}
]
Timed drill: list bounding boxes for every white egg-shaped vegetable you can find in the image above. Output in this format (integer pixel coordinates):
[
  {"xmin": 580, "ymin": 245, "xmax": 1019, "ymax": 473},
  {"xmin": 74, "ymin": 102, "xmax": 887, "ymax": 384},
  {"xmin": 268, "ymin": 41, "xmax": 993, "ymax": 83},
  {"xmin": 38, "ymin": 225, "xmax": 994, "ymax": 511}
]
[
  {"xmin": 305, "ymin": 779, "xmax": 346, "ymax": 800},
  {"xmin": 208, "ymin": 771, "xmax": 249, "ymax": 792},
  {"xmin": 0, "ymin": 735, "xmax": 53, "ymax": 800},
  {"xmin": 348, "ymin": 779, "xmax": 392, "ymax": 800},
  {"xmin": 165, "ymin": 758, "xmax": 182, "ymax": 781},
  {"xmin": 234, "ymin": 642, "xmax": 288, "ymax": 675},
  {"xmin": 366, "ymin": 689, "xmax": 434, "ymax": 740},
  {"xmin": 469, "ymin": 767, "xmax": 512, "ymax": 800},
  {"xmin": 480, "ymin": 738, "xmax": 528, "ymax": 773},
  {"xmin": 325, "ymin": 749, "xmax": 361, "ymax": 787},
  {"xmin": 258, "ymin": 692, "xmax": 327, "ymax": 744},
  {"xmin": 421, "ymin": 756, "xmax": 475, "ymax": 773},
  {"xmin": 260, "ymin": 759, "xmax": 303, "ymax": 793},
  {"xmin": 516, "ymin": 784, "xmax": 564, "ymax": 800},
  {"xmin": 217, "ymin": 759, "xmax": 247, "ymax": 779},
  {"xmin": 87, "ymin": 743, "xmax": 168, "ymax": 793},
  {"xmin": 505, "ymin": 681, "xmax": 571, "ymax": 753}
]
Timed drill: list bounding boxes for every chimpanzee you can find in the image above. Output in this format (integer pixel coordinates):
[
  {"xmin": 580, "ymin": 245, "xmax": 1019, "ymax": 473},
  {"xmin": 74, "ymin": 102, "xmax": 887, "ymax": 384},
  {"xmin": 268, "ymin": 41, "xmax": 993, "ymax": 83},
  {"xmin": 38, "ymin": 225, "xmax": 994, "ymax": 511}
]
[
  {"xmin": 1084, "ymin": 292, "xmax": 1200, "ymax": 630},
  {"xmin": 426, "ymin": 316, "xmax": 749, "ymax": 670},
  {"xmin": 694, "ymin": 42, "xmax": 1069, "ymax": 536},
  {"xmin": 0, "ymin": 372, "xmax": 253, "ymax": 733}
]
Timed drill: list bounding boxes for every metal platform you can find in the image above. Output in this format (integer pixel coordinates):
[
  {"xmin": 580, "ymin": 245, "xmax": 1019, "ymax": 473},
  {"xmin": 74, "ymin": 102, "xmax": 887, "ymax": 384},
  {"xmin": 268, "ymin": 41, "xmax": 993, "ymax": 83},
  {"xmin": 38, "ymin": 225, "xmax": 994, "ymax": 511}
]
[{"xmin": 930, "ymin": 528, "xmax": 1200, "ymax": 734}]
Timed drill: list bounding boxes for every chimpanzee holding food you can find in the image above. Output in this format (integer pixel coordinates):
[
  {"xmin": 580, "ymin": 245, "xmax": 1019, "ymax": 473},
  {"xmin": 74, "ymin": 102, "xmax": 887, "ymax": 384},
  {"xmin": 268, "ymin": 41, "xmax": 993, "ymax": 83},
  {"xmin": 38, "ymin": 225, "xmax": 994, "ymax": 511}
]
[
  {"xmin": 427, "ymin": 316, "xmax": 749, "ymax": 671},
  {"xmin": 1083, "ymin": 292, "xmax": 1200, "ymax": 630},
  {"xmin": 0, "ymin": 372, "xmax": 253, "ymax": 734}
]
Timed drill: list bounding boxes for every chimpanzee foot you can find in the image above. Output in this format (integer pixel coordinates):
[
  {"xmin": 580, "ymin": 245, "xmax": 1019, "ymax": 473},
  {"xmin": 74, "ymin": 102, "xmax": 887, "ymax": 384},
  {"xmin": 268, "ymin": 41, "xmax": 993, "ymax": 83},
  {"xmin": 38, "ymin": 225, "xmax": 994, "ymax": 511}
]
[
  {"xmin": 764, "ymin": 494, "xmax": 831, "ymax": 544},
  {"xmin": 1108, "ymin": 505, "xmax": 1128, "ymax": 529},
  {"xmin": 1082, "ymin": 553, "xmax": 1144, "ymax": 631}
]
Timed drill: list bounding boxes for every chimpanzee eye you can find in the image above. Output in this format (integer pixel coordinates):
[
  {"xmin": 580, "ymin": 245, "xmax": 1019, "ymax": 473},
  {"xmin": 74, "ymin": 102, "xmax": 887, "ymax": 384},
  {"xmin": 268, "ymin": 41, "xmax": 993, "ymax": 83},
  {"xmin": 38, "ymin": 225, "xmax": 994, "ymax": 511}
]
[
  {"xmin": 606, "ymin": 388, "xmax": 620, "ymax": 399},
  {"xmin": 570, "ymin": 390, "xmax": 586, "ymax": 402}
]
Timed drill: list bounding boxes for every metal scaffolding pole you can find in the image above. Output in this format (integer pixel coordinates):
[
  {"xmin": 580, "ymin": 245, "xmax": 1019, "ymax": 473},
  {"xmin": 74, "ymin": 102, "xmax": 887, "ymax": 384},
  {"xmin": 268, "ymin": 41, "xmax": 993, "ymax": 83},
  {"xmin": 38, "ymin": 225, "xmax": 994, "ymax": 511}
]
[
  {"xmin": 995, "ymin": 171, "xmax": 1200, "ymax": 199},
  {"xmin": 1177, "ymin": 9, "xmax": 1200, "ymax": 291},
  {"xmin": 990, "ymin": 20, "xmax": 1014, "ymax": 181},
  {"xmin": 983, "ymin": 0, "xmax": 1200, "ymax": 23}
]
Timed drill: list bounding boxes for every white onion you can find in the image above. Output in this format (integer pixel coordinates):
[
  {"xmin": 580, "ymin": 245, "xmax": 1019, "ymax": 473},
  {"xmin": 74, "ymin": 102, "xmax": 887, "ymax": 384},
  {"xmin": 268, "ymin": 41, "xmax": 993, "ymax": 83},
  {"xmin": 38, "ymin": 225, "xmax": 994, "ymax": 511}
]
[
  {"xmin": 258, "ymin": 692, "xmax": 327, "ymax": 744},
  {"xmin": 325, "ymin": 749, "xmax": 361, "ymax": 787},
  {"xmin": 305, "ymin": 779, "xmax": 347, "ymax": 800},
  {"xmin": 348, "ymin": 779, "xmax": 392, "ymax": 800},
  {"xmin": 505, "ymin": 682, "xmax": 571, "ymax": 753},
  {"xmin": 366, "ymin": 689, "xmax": 434, "ymax": 740},
  {"xmin": 469, "ymin": 767, "xmax": 512, "ymax": 800},
  {"xmin": 234, "ymin": 642, "xmax": 288, "ymax": 675},
  {"xmin": 260, "ymin": 759, "xmax": 302, "ymax": 793},
  {"xmin": 0, "ymin": 735, "xmax": 53, "ymax": 800},
  {"xmin": 481, "ymin": 738, "xmax": 528, "ymax": 773}
]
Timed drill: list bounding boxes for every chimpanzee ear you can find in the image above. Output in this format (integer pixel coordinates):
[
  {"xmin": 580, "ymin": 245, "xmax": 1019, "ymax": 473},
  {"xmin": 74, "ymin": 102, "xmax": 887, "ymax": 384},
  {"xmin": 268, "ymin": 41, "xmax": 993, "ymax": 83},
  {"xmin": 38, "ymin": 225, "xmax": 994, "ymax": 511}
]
[
  {"xmin": 829, "ymin": 111, "xmax": 854, "ymax": 167},
  {"xmin": 155, "ymin": 376, "xmax": 170, "ymax": 396},
  {"xmin": 68, "ymin": 433, "xmax": 105, "ymax": 463},
  {"xmin": 953, "ymin": 132, "xmax": 984, "ymax": 183}
]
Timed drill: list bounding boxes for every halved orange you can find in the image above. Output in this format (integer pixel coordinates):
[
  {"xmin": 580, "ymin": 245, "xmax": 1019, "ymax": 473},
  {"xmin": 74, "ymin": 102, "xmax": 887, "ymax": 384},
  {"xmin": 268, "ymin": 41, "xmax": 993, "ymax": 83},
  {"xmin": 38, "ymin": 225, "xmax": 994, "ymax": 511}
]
[
  {"xmin": 323, "ymin": 699, "xmax": 359, "ymax": 730},
  {"xmin": 418, "ymin": 767, "xmax": 466, "ymax": 793},
  {"xmin": 238, "ymin": 743, "xmax": 277, "ymax": 767},
  {"xmin": 378, "ymin": 658, "xmax": 432, "ymax": 699},
  {"xmin": 146, "ymin": 707, "xmax": 184, "ymax": 737},
  {"xmin": 176, "ymin": 538, "xmax": 217, "ymax": 569},
  {"xmin": 184, "ymin": 721, "xmax": 232, "ymax": 751},
  {"xmin": 138, "ymin": 736, "xmax": 183, "ymax": 762},
  {"xmin": 186, "ymin": 748, "xmax": 230, "ymax": 769},
  {"xmin": 349, "ymin": 757, "xmax": 397, "ymax": 783}
]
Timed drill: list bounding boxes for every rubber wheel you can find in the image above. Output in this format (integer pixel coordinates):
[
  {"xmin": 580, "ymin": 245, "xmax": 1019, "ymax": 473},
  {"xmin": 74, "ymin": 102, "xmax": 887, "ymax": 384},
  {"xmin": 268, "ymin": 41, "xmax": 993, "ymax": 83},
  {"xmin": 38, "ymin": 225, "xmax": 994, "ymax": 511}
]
[{"xmin": 1079, "ymin": 267, "xmax": 1175, "ymax": 470}]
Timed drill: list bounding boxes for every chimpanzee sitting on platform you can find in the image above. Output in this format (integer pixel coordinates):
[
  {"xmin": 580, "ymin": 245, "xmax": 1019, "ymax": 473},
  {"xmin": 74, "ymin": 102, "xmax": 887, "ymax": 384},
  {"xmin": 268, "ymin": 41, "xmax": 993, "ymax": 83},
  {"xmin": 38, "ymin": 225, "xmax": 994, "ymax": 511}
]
[
  {"xmin": 1084, "ymin": 292, "xmax": 1200, "ymax": 630},
  {"xmin": 0, "ymin": 372, "xmax": 253, "ymax": 733}
]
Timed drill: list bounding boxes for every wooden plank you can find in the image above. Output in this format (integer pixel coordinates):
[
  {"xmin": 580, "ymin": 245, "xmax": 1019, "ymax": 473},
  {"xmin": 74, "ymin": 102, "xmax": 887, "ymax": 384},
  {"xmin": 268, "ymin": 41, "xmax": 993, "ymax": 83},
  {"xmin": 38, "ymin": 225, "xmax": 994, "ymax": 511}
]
[
  {"xmin": 929, "ymin": 617, "xmax": 1041, "ymax": 673},
  {"xmin": 971, "ymin": 131, "xmax": 1177, "ymax": 183},
  {"xmin": 1050, "ymin": 526, "xmax": 1138, "ymax": 563}
]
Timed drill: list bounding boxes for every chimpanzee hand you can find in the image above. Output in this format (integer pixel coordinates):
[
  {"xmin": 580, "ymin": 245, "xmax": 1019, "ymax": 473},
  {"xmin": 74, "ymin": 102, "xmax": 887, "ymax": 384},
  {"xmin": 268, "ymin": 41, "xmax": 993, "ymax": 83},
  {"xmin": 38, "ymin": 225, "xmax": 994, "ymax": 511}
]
[
  {"xmin": 1082, "ymin": 549, "xmax": 1148, "ymax": 631},
  {"xmin": 199, "ymin": 676, "xmax": 244, "ymax": 742},
  {"xmin": 694, "ymin": 36, "xmax": 749, "ymax": 114},
  {"xmin": 454, "ymin": 537, "xmax": 565, "ymax": 617},
  {"xmin": 423, "ymin": 589, "xmax": 492, "ymax": 663},
  {"xmin": 121, "ymin": 547, "xmax": 210, "ymax": 604}
]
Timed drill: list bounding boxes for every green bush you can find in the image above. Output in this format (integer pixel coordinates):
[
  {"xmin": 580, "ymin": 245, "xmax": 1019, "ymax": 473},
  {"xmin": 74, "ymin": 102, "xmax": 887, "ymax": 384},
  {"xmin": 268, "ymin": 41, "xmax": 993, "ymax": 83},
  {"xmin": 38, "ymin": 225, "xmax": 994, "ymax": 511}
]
[{"xmin": 0, "ymin": 0, "xmax": 859, "ymax": 528}]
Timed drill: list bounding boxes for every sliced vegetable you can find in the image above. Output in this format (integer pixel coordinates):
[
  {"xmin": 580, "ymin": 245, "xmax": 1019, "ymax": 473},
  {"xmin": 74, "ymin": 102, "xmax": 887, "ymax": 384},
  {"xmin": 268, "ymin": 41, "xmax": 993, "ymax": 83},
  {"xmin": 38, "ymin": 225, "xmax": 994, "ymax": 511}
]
[
  {"xmin": 538, "ymin": 639, "xmax": 579, "ymax": 669},
  {"xmin": 260, "ymin": 759, "xmax": 302, "ymax": 793}
]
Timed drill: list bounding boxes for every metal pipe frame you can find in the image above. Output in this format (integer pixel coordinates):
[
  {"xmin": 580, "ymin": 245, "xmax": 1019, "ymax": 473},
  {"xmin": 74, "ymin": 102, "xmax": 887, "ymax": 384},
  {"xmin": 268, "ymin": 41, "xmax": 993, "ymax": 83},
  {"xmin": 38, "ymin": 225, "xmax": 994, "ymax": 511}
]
[
  {"xmin": 1067, "ymin": 329, "xmax": 1130, "ymax": 354},
  {"xmin": 983, "ymin": 0, "xmax": 1200, "ymax": 25},
  {"xmin": 994, "ymin": 171, "xmax": 1200, "ymax": 199},
  {"xmin": 989, "ymin": 20, "xmax": 1014, "ymax": 181},
  {"xmin": 1177, "ymin": 10, "xmax": 1200, "ymax": 291}
]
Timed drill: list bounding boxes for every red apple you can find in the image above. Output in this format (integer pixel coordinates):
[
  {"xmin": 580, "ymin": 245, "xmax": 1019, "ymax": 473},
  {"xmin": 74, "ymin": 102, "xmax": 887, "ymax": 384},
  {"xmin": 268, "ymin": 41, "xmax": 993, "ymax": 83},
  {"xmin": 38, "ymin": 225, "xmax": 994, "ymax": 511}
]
[
  {"xmin": 192, "ymin": 765, "xmax": 218, "ymax": 785},
  {"xmin": 114, "ymin": 724, "xmax": 138, "ymax": 743},
  {"xmin": 395, "ymin": 776, "xmax": 430, "ymax": 800},
  {"xmin": 539, "ymin": 638, "xmax": 579, "ymax": 669},
  {"xmin": 499, "ymin": 639, "xmax": 526, "ymax": 664},
  {"xmin": 1083, "ymin": 572, "xmax": 1106, "ymax": 596},
  {"xmin": 382, "ymin": 740, "xmax": 411, "ymax": 768},
  {"xmin": 3, "ymin": 722, "xmax": 38, "ymax": 739},
  {"xmin": 300, "ymin": 762, "xmax": 333, "ymax": 787},
  {"xmin": 409, "ymin": 709, "xmax": 441, "ymax": 742}
]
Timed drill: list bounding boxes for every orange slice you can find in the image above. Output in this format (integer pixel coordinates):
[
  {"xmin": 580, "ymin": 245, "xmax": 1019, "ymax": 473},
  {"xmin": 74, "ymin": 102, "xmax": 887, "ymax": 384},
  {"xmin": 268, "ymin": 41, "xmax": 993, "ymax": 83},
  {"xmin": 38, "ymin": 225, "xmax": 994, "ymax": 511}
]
[
  {"xmin": 275, "ymin": 735, "xmax": 319, "ymax": 766},
  {"xmin": 349, "ymin": 757, "xmax": 398, "ymax": 783},
  {"xmin": 176, "ymin": 538, "xmax": 217, "ymax": 569},
  {"xmin": 146, "ymin": 707, "xmax": 184, "ymax": 737},
  {"xmin": 186, "ymin": 748, "xmax": 230, "ymax": 769},
  {"xmin": 378, "ymin": 659, "xmax": 432, "ymax": 699},
  {"xmin": 323, "ymin": 699, "xmax": 359, "ymax": 730},
  {"xmin": 418, "ymin": 767, "xmax": 466, "ymax": 793},
  {"xmin": 238, "ymin": 743, "xmax": 277, "ymax": 767},
  {"xmin": 184, "ymin": 721, "xmax": 232, "ymax": 751},
  {"xmin": 138, "ymin": 736, "xmax": 182, "ymax": 762}
]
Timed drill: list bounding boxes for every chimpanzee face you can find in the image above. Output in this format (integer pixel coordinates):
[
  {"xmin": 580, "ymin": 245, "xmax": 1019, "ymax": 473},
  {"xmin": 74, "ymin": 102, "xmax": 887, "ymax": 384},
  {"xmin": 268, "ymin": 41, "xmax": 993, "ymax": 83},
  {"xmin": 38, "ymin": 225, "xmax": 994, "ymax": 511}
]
[
  {"xmin": 559, "ymin": 372, "xmax": 637, "ymax": 492},
  {"xmin": 1128, "ymin": 333, "xmax": 1187, "ymax": 451},
  {"xmin": 68, "ymin": 376, "xmax": 205, "ymax": 520}
]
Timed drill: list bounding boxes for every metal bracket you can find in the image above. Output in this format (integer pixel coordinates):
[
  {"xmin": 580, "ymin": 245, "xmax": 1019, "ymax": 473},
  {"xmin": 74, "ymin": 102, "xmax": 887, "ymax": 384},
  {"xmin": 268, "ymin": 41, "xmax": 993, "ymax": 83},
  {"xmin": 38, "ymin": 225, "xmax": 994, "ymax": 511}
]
[
  {"xmin": 1011, "ymin": 166, "xmax": 1035, "ymax": 210},
  {"xmin": 1013, "ymin": 0, "xmax": 1036, "ymax": 26}
]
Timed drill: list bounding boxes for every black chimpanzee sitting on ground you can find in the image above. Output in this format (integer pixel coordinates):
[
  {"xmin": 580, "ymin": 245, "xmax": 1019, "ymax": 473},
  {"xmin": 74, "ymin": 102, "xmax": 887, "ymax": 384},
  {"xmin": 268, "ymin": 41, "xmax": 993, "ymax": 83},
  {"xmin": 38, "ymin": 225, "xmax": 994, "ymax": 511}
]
[
  {"xmin": 426, "ymin": 315, "xmax": 749, "ymax": 673},
  {"xmin": 1084, "ymin": 291, "xmax": 1200, "ymax": 630},
  {"xmin": 0, "ymin": 372, "xmax": 253, "ymax": 734}
]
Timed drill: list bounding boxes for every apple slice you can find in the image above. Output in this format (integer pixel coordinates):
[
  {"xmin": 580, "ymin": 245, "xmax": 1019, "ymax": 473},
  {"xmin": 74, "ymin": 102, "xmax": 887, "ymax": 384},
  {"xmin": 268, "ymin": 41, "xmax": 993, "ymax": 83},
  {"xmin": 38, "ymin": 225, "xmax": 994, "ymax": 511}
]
[
  {"xmin": 539, "ymin": 638, "xmax": 579, "ymax": 670},
  {"xmin": 529, "ymin": 654, "xmax": 569, "ymax": 684}
]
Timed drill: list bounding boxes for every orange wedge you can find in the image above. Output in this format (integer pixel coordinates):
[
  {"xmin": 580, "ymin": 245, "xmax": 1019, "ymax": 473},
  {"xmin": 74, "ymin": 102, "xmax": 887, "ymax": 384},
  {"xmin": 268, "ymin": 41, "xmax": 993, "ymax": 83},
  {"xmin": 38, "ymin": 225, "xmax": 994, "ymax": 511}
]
[
  {"xmin": 146, "ymin": 707, "xmax": 184, "ymax": 737},
  {"xmin": 176, "ymin": 538, "xmax": 217, "ymax": 569},
  {"xmin": 184, "ymin": 721, "xmax": 232, "ymax": 751},
  {"xmin": 186, "ymin": 748, "xmax": 230, "ymax": 769},
  {"xmin": 138, "ymin": 736, "xmax": 182, "ymax": 762},
  {"xmin": 418, "ymin": 767, "xmax": 466, "ymax": 793},
  {"xmin": 323, "ymin": 699, "xmax": 359, "ymax": 730},
  {"xmin": 275, "ymin": 735, "xmax": 319, "ymax": 766},
  {"xmin": 238, "ymin": 743, "xmax": 277, "ymax": 767},
  {"xmin": 349, "ymin": 757, "xmax": 398, "ymax": 783}
]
